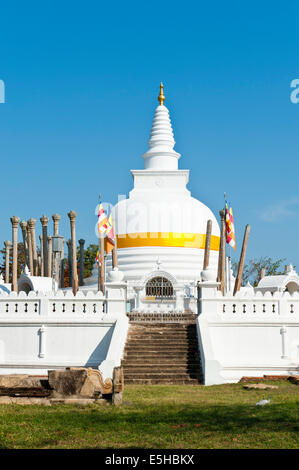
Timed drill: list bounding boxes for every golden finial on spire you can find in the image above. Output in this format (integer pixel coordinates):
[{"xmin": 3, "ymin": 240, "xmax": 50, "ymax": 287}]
[{"xmin": 158, "ymin": 82, "xmax": 165, "ymax": 106}]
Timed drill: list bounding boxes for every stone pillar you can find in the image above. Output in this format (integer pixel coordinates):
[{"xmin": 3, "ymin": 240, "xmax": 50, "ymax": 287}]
[
  {"xmin": 68, "ymin": 211, "xmax": 78, "ymax": 295},
  {"xmin": 47, "ymin": 236, "xmax": 52, "ymax": 277},
  {"xmin": 28, "ymin": 218, "xmax": 38, "ymax": 276},
  {"xmin": 78, "ymin": 239, "xmax": 85, "ymax": 286},
  {"xmin": 66, "ymin": 239, "xmax": 72, "ymax": 287},
  {"xmin": 60, "ymin": 237, "xmax": 65, "ymax": 288},
  {"xmin": 20, "ymin": 220, "xmax": 29, "ymax": 268},
  {"xmin": 39, "ymin": 235, "xmax": 44, "ymax": 276},
  {"xmin": 233, "ymin": 224, "xmax": 251, "ymax": 296},
  {"xmin": 37, "ymin": 255, "xmax": 41, "ymax": 274},
  {"xmin": 26, "ymin": 224, "xmax": 34, "ymax": 275},
  {"xmin": 4, "ymin": 240, "xmax": 11, "ymax": 284},
  {"xmin": 217, "ymin": 210, "xmax": 226, "ymax": 295},
  {"xmin": 203, "ymin": 219, "xmax": 212, "ymax": 270},
  {"xmin": 52, "ymin": 214, "xmax": 61, "ymax": 284},
  {"xmin": 52, "ymin": 213, "xmax": 61, "ymax": 236},
  {"xmin": 40, "ymin": 215, "xmax": 49, "ymax": 277},
  {"xmin": 10, "ymin": 216, "xmax": 20, "ymax": 292}
]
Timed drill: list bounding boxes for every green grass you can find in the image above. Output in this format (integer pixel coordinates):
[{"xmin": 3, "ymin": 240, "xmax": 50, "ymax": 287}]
[{"xmin": 0, "ymin": 381, "xmax": 298, "ymax": 448}]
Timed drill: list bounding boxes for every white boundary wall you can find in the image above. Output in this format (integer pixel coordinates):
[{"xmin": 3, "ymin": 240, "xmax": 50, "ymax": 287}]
[
  {"xmin": 197, "ymin": 286, "xmax": 299, "ymax": 385},
  {"xmin": 0, "ymin": 284, "xmax": 129, "ymax": 380}
]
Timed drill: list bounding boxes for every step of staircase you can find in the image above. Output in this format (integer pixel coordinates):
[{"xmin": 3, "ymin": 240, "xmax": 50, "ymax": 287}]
[
  {"xmin": 123, "ymin": 366, "xmax": 201, "ymax": 374},
  {"xmin": 123, "ymin": 372, "xmax": 202, "ymax": 380},
  {"xmin": 122, "ymin": 320, "xmax": 203, "ymax": 385},
  {"xmin": 127, "ymin": 313, "xmax": 198, "ymax": 323},
  {"xmin": 124, "ymin": 378, "xmax": 201, "ymax": 385}
]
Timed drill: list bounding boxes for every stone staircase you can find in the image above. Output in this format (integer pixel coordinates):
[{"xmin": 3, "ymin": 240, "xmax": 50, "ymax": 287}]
[{"xmin": 121, "ymin": 320, "xmax": 203, "ymax": 385}]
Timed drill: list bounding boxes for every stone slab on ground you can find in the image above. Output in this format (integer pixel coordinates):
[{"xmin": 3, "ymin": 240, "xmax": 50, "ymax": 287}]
[
  {"xmin": 243, "ymin": 383, "xmax": 279, "ymax": 390},
  {"xmin": 263, "ymin": 375, "xmax": 290, "ymax": 381},
  {"xmin": 0, "ymin": 396, "xmax": 51, "ymax": 405},
  {"xmin": 0, "ymin": 374, "xmax": 47, "ymax": 388},
  {"xmin": 240, "ymin": 375, "xmax": 290, "ymax": 383},
  {"xmin": 50, "ymin": 397, "xmax": 109, "ymax": 405},
  {"xmin": 0, "ymin": 374, "xmax": 51, "ymax": 397}
]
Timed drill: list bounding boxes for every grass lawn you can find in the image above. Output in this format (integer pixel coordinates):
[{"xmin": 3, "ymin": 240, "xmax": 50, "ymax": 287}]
[{"xmin": 0, "ymin": 380, "xmax": 298, "ymax": 449}]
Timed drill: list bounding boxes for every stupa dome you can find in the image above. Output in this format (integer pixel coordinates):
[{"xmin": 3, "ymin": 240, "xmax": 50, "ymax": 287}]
[{"xmin": 106, "ymin": 84, "xmax": 220, "ymax": 284}]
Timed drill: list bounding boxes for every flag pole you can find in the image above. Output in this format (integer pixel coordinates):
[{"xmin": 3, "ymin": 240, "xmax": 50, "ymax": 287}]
[
  {"xmin": 98, "ymin": 194, "xmax": 101, "ymax": 292},
  {"xmin": 112, "ymin": 229, "xmax": 118, "ymax": 269},
  {"xmin": 224, "ymin": 192, "xmax": 227, "ymax": 293},
  {"xmin": 98, "ymin": 193, "xmax": 105, "ymax": 294}
]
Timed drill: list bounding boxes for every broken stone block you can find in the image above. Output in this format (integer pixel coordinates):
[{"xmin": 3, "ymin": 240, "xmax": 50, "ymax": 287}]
[
  {"xmin": 48, "ymin": 368, "xmax": 89, "ymax": 396},
  {"xmin": 243, "ymin": 383, "xmax": 279, "ymax": 390}
]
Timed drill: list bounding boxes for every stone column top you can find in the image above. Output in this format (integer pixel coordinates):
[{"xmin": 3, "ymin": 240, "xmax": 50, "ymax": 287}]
[
  {"xmin": 40, "ymin": 214, "xmax": 49, "ymax": 226},
  {"xmin": 10, "ymin": 216, "xmax": 20, "ymax": 226},
  {"xmin": 4, "ymin": 240, "xmax": 11, "ymax": 247},
  {"xmin": 219, "ymin": 209, "xmax": 225, "ymax": 220},
  {"xmin": 20, "ymin": 220, "xmax": 28, "ymax": 229},
  {"xmin": 66, "ymin": 239, "xmax": 71, "ymax": 246},
  {"xmin": 47, "ymin": 235, "xmax": 52, "ymax": 241},
  {"xmin": 78, "ymin": 239, "xmax": 85, "ymax": 245},
  {"xmin": 52, "ymin": 213, "xmax": 61, "ymax": 222},
  {"xmin": 28, "ymin": 218, "xmax": 36, "ymax": 227},
  {"xmin": 68, "ymin": 210, "xmax": 77, "ymax": 220}
]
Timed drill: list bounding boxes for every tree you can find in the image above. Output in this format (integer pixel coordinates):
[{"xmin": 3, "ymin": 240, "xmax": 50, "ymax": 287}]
[
  {"xmin": 0, "ymin": 242, "xmax": 35, "ymax": 281},
  {"xmin": 231, "ymin": 256, "xmax": 287, "ymax": 287},
  {"xmin": 83, "ymin": 243, "xmax": 98, "ymax": 278}
]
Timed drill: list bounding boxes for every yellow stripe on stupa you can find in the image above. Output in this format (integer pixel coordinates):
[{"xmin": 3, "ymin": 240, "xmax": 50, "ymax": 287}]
[{"xmin": 116, "ymin": 233, "xmax": 220, "ymax": 251}]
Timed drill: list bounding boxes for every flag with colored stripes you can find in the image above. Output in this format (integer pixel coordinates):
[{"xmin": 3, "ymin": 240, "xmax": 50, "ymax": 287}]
[
  {"xmin": 225, "ymin": 202, "xmax": 236, "ymax": 250},
  {"xmin": 105, "ymin": 214, "xmax": 115, "ymax": 255},
  {"xmin": 97, "ymin": 203, "xmax": 109, "ymax": 234},
  {"xmin": 95, "ymin": 250, "xmax": 101, "ymax": 268}
]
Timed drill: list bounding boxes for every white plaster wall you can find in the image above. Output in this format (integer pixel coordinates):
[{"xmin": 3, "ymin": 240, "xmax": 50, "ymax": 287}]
[
  {"xmin": 197, "ymin": 288, "xmax": 299, "ymax": 385},
  {"xmin": 0, "ymin": 287, "xmax": 129, "ymax": 378},
  {"xmin": 0, "ymin": 323, "xmax": 113, "ymax": 369}
]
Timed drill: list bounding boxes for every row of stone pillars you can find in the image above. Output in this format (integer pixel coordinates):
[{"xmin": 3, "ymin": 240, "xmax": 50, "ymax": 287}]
[{"xmin": 5, "ymin": 212, "xmax": 85, "ymax": 294}]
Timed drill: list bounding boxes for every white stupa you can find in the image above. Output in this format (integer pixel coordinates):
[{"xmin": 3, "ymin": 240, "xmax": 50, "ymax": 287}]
[{"xmin": 105, "ymin": 84, "xmax": 220, "ymax": 308}]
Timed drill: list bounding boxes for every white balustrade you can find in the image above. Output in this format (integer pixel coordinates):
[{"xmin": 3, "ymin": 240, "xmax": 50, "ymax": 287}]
[{"xmin": 200, "ymin": 289, "xmax": 299, "ymax": 320}]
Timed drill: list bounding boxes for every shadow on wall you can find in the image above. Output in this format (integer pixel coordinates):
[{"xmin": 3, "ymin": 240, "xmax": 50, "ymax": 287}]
[{"xmin": 84, "ymin": 326, "xmax": 115, "ymax": 368}]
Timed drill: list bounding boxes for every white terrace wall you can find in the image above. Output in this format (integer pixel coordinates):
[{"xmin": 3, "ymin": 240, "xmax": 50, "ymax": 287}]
[
  {"xmin": 0, "ymin": 285, "xmax": 129, "ymax": 379},
  {"xmin": 197, "ymin": 287, "xmax": 299, "ymax": 385}
]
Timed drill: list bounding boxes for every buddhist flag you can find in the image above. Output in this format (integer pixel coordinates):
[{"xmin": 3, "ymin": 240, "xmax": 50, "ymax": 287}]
[
  {"xmin": 105, "ymin": 214, "xmax": 115, "ymax": 255},
  {"xmin": 95, "ymin": 250, "xmax": 101, "ymax": 268},
  {"xmin": 225, "ymin": 202, "xmax": 236, "ymax": 251},
  {"xmin": 98, "ymin": 203, "xmax": 109, "ymax": 235}
]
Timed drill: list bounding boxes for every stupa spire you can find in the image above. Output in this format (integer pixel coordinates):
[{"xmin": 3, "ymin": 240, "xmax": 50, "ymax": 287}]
[
  {"xmin": 158, "ymin": 82, "xmax": 165, "ymax": 106},
  {"xmin": 142, "ymin": 83, "xmax": 181, "ymax": 170}
]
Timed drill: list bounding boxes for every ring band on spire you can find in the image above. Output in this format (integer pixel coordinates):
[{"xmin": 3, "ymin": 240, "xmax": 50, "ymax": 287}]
[{"xmin": 158, "ymin": 82, "xmax": 165, "ymax": 106}]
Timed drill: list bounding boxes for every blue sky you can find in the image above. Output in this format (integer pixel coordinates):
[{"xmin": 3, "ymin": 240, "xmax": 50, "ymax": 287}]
[{"xmin": 1, "ymin": 1, "xmax": 299, "ymax": 269}]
